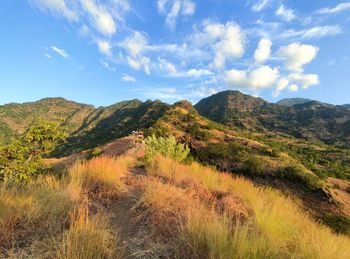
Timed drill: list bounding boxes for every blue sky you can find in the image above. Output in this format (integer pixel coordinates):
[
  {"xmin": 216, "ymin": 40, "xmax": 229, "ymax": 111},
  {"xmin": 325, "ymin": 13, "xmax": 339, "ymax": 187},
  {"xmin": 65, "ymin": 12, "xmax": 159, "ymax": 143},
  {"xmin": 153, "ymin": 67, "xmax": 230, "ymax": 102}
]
[{"xmin": 0, "ymin": 0, "xmax": 350, "ymax": 106}]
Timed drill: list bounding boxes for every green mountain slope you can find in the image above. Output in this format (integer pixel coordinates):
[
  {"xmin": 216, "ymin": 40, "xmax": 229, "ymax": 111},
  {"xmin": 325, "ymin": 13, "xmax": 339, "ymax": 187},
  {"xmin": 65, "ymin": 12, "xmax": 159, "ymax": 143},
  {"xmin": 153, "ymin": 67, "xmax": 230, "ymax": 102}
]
[
  {"xmin": 0, "ymin": 98, "xmax": 169, "ymax": 155},
  {"xmin": 195, "ymin": 91, "xmax": 350, "ymax": 148},
  {"xmin": 277, "ymin": 98, "xmax": 314, "ymax": 106}
]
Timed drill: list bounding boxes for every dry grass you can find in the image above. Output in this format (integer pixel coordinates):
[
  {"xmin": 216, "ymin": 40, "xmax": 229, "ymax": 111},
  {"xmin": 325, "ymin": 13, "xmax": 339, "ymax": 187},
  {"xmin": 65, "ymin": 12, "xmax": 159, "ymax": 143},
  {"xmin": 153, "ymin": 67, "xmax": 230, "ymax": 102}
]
[
  {"xmin": 143, "ymin": 155, "xmax": 350, "ymax": 259},
  {"xmin": 68, "ymin": 155, "xmax": 135, "ymax": 199},
  {"xmin": 0, "ymin": 155, "xmax": 135, "ymax": 258},
  {"xmin": 56, "ymin": 205, "xmax": 122, "ymax": 259}
]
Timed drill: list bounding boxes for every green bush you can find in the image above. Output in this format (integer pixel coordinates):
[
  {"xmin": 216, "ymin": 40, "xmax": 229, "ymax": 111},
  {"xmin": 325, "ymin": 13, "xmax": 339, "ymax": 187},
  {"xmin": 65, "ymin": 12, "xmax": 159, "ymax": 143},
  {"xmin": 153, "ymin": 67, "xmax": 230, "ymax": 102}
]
[
  {"xmin": 243, "ymin": 156, "xmax": 265, "ymax": 175},
  {"xmin": 323, "ymin": 214, "xmax": 350, "ymax": 236},
  {"xmin": 279, "ymin": 165, "xmax": 319, "ymax": 189},
  {"xmin": 0, "ymin": 118, "xmax": 66, "ymax": 182},
  {"xmin": 145, "ymin": 135, "xmax": 190, "ymax": 163}
]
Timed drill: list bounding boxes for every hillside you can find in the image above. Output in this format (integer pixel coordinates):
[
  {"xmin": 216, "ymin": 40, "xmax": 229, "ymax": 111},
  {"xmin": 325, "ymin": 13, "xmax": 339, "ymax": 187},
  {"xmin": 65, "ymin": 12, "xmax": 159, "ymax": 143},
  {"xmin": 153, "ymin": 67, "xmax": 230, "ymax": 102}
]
[
  {"xmin": 1, "ymin": 139, "xmax": 350, "ymax": 258},
  {"xmin": 277, "ymin": 98, "xmax": 314, "ymax": 106},
  {"xmin": 195, "ymin": 91, "xmax": 350, "ymax": 148},
  {"xmin": 0, "ymin": 98, "xmax": 169, "ymax": 155}
]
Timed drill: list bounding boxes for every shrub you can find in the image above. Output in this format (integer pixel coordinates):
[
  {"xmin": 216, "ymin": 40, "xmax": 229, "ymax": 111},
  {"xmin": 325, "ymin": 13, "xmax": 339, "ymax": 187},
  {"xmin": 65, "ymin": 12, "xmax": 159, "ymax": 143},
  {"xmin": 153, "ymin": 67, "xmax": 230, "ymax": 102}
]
[
  {"xmin": 323, "ymin": 214, "xmax": 350, "ymax": 236},
  {"xmin": 0, "ymin": 118, "xmax": 66, "ymax": 182},
  {"xmin": 279, "ymin": 165, "xmax": 319, "ymax": 189},
  {"xmin": 243, "ymin": 156, "xmax": 265, "ymax": 175},
  {"xmin": 144, "ymin": 135, "xmax": 190, "ymax": 163},
  {"xmin": 86, "ymin": 147, "xmax": 103, "ymax": 160}
]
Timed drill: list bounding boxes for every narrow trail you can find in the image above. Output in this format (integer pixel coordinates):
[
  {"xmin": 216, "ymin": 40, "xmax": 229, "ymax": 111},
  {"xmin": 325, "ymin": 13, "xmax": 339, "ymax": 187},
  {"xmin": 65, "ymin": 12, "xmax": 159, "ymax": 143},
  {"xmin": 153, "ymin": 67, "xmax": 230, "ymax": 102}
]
[{"xmin": 108, "ymin": 165, "xmax": 168, "ymax": 259}]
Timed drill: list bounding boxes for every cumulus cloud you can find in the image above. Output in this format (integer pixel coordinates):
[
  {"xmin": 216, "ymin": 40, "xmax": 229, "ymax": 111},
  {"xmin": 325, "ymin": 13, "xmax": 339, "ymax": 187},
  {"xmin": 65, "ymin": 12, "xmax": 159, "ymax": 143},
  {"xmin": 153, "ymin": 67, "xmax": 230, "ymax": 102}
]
[
  {"xmin": 273, "ymin": 77, "xmax": 289, "ymax": 97},
  {"xmin": 51, "ymin": 45, "xmax": 70, "ymax": 59},
  {"xmin": 212, "ymin": 22, "xmax": 245, "ymax": 68},
  {"xmin": 289, "ymin": 84, "xmax": 298, "ymax": 92},
  {"xmin": 317, "ymin": 2, "xmax": 350, "ymax": 14},
  {"xmin": 187, "ymin": 69, "xmax": 213, "ymax": 77},
  {"xmin": 254, "ymin": 38, "xmax": 272, "ymax": 63},
  {"xmin": 276, "ymin": 5, "xmax": 296, "ymax": 21},
  {"xmin": 122, "ymin": 73, "xmax": 136, "ymax": 82},
  {"xmin": 226, "ymin": 65, "xmax": 279, "ymax": 90},
  {"xmin": 157, "ymin": 0, "xmax": 196, "ymax": 29},
  {"xmin": 30, "ymin": 0, "xmax": 78, "ymax": 21},
  {"xmin": 97, "ymin": 40, "xmax": 112, "ymax": 56},
  {"xmin": 252, "ymin": 0, "xmax": 272, "ymax": 12},
  {"xmin": 278, "ymin": 43, "xmax": 319, "ymax": 72},
  {"xmin": 288, "ymin": 73, "xmax": 319, "ymax": 89}
]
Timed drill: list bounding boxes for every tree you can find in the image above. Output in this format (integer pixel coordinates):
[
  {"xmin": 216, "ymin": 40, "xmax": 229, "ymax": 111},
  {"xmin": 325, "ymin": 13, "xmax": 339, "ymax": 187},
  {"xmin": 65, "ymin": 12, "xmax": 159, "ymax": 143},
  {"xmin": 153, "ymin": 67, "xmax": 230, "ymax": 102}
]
[{"xmin": 0, "ymin": 118, "xmax": 67, "ymax": 182}]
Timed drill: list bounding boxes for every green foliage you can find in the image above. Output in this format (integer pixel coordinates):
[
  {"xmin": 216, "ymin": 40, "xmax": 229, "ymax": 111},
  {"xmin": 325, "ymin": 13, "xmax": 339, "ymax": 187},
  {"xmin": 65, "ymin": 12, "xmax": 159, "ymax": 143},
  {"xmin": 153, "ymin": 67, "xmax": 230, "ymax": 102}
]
[
  {"xmin": 323, "ymin": 214, "xmax": 350, "ymax": 236},
  {"xmin": 0, "ymin": 118, "xmax": 66, "ymax": 182},
  {"xmin": 145, "ymin": 135, "xmax": 190, "ymax": 163},
  {"xmin": 243, "ymin": 156, "xmax": 265, "ymax": 175},
  {"xmin": 86, "ymin": 147, "xmax": 103, "ymax": 160},
  {"xmin": 196, "ymin": 142, "xmax": 249, "ymax": 163},
  {"xmin": 279, "ymin": 165, "xmax": 319, "ymax": 189}
]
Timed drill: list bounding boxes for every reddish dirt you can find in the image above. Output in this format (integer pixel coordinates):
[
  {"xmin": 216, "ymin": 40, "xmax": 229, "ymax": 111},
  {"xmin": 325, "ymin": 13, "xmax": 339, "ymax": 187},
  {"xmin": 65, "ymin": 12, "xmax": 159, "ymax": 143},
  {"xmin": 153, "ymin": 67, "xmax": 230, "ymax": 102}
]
[{"xmin": 326, "ymin": 177, "xmax": 350, "ymax": 217}]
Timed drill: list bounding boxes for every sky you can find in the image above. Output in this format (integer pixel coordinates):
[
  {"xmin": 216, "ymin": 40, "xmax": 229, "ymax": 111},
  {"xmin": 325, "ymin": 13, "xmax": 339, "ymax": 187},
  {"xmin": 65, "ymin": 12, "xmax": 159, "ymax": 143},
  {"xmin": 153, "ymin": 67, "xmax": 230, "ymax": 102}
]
[{"xmin": 0, "ymin": 0, "xmax": 350, "ymax": 107}]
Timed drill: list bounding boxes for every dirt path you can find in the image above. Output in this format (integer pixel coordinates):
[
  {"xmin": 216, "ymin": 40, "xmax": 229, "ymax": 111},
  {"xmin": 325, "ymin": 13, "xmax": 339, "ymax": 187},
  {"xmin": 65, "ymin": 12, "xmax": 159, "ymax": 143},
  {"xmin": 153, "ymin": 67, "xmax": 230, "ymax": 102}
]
[{"xmin": 108, "ymin": 166, "xmax": 168, "ymax": 259}]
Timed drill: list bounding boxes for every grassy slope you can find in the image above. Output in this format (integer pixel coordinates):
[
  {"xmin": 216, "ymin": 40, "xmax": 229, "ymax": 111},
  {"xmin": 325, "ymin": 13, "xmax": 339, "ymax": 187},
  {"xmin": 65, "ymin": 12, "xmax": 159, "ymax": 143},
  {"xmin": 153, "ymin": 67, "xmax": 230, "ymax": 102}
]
[
  {"xmin": 1, "ymin": 149, "xmax": 350, "ymax": 258},
  {"xmin": 146, "ymin": 102, "xmax": 350, "ymax": 221}
]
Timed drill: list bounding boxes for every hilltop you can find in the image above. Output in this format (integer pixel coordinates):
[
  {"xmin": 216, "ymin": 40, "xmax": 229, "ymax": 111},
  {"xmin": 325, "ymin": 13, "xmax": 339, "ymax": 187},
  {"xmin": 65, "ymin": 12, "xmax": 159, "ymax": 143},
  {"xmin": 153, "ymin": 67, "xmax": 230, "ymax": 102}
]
[{"xmin": 195, "ymin": 90, "xmax": 350, "ymax": 148}]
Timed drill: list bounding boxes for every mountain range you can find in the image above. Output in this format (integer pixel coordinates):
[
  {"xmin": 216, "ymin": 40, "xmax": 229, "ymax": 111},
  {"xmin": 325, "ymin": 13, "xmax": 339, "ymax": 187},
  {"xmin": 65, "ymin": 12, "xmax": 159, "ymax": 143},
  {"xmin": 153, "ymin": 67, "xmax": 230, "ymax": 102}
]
[{"xmin": 1, "ymin": 91, "xmax": 350, "ymax": 232}]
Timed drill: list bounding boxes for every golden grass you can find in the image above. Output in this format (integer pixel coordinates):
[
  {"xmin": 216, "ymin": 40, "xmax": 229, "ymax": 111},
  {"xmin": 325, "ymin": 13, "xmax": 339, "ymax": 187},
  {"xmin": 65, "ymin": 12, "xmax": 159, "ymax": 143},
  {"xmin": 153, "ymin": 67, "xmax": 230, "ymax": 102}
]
[
  {"xmin": 56, "ymin": 205, "xmax": 122, "ymax": 259},
  {"xmin": 144, "ymin": 155, "xmax": 350, "ymax": 259},
  {"xmin": 68, "ymin": 155, "xmax": 135, "ymax": 199},
  {"xmin": 0, "ymin": 155, "xmax": 135, "ymax": 258}
]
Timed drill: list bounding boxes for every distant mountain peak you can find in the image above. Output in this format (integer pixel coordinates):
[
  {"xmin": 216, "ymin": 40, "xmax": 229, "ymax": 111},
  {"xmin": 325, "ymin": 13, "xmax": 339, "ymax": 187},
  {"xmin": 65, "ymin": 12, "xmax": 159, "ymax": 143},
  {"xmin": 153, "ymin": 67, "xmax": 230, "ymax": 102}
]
[{"xmin": 277, "ymin": 98, "xmax": 314, "ymax": 107}]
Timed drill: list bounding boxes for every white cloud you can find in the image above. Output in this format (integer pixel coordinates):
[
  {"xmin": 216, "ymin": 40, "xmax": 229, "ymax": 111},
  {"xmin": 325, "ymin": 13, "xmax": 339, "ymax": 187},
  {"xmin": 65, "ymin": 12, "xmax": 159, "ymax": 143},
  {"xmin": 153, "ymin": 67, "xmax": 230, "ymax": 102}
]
[
  {"xmin": 30, "ymin": 0, "xmax": 78, "ymax": 21},
  {"xmin": 80, "ymin": 0, "xmax": 116, "ymax": 36},
  {"xmin": 122, "ymin": 74, "xmax": 136, "ymax": 82},
  {"xmin": 210, "ymin": 22, "xmax": 245, "ymax": 69},
  {"xmin": 187, "ymin": 69, "xmax": 213, "ymax": 77},
  {"xmin": 127, "ymin": 56, "xmax": 151, "ymax": 75},
  {"xmin": 278, "ymin": 43, "xmax": 319, "ymax": 72},
  {"xmin": 97, "ymin": 40, "xmax": 112, "ymax": 56},
  {"xmin": 252, "ymin": 0, "xmax": 271, "ymax": 12},
  {"xmin": 276, "ymin": 5, "xmax": 296, "ymax": 22},
  {"xmin": 289, "ymin": 84, "xmax": 298, "ymax": 92},
  {"xmin": 157, "ymin": 0, "xmax": 196, "ymax": 29},
  {"xmin": 273, "ymin": 77, "xmax": 289, "ymax": 97},
  {"xmin": 302, "ymin": 26, "xmax": 342, "ymax": 39},
  {"xmin": 288, "ymin": 73, "xmax": 319, "ymax": 89},
  {"xmin": 280, "ymin": 26, "xmax": 343, "ymax": 39},
  {"xmin": 121, "ymin": 31, "xmax": 147, "ymax": 57},
  {"xmin": 51, "ymin": 45, "xmax": 70, "ymax": 59},
  {"xmin": 192, "ymin": 86, "xmax": 217, "ymax": 97},
  {"xmin": 317, "ymin": 2, "xmax": 350, "ymax": 14},
  {"xmin": 226, "ymin": 65, "xmax": 279, "ymax": 90},
  {"xmin": 254, "ymin": 38, "xmax": 272, "ymax": 63},
  {"xmin": 158, "ymin": 58, "xmax": 177, "ymax": 74}
]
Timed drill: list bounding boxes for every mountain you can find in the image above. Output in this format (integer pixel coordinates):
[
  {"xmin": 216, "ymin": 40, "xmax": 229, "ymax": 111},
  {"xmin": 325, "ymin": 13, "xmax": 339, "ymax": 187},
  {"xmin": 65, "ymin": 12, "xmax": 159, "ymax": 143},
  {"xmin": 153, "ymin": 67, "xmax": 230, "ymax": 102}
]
[
  {"xmin": 0, "ymin": 98, "xmax": 169, "ymax": 155},
  {"xmin": 195, "ymin": 90, "xmax": 350, "ymax": 148},
  {"xmin": 343, "ymin": 104, "xmax": 350, "ymax": 108},
  {"xmin": 277, "ymin": 98, "xmax": 314, "ymax": 106}
]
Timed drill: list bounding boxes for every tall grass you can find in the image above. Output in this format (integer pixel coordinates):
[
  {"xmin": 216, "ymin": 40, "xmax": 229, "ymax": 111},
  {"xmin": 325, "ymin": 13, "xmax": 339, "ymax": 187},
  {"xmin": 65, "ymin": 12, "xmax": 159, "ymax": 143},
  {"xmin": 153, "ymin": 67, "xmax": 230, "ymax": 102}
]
[
  {"xmin": 1, "ymin": 155, "xmax": 133, "ymax": 257},
  {"xmin": 56, "ymin": 205, "xmax": 122, "ymax": 259},
  {"xmin": 68, "ymin": 155, "xmax": 135, "ymax": 198},
  {"xmin": 144, "ymin": 155, "xmax": 350, "ymax": 259}
]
